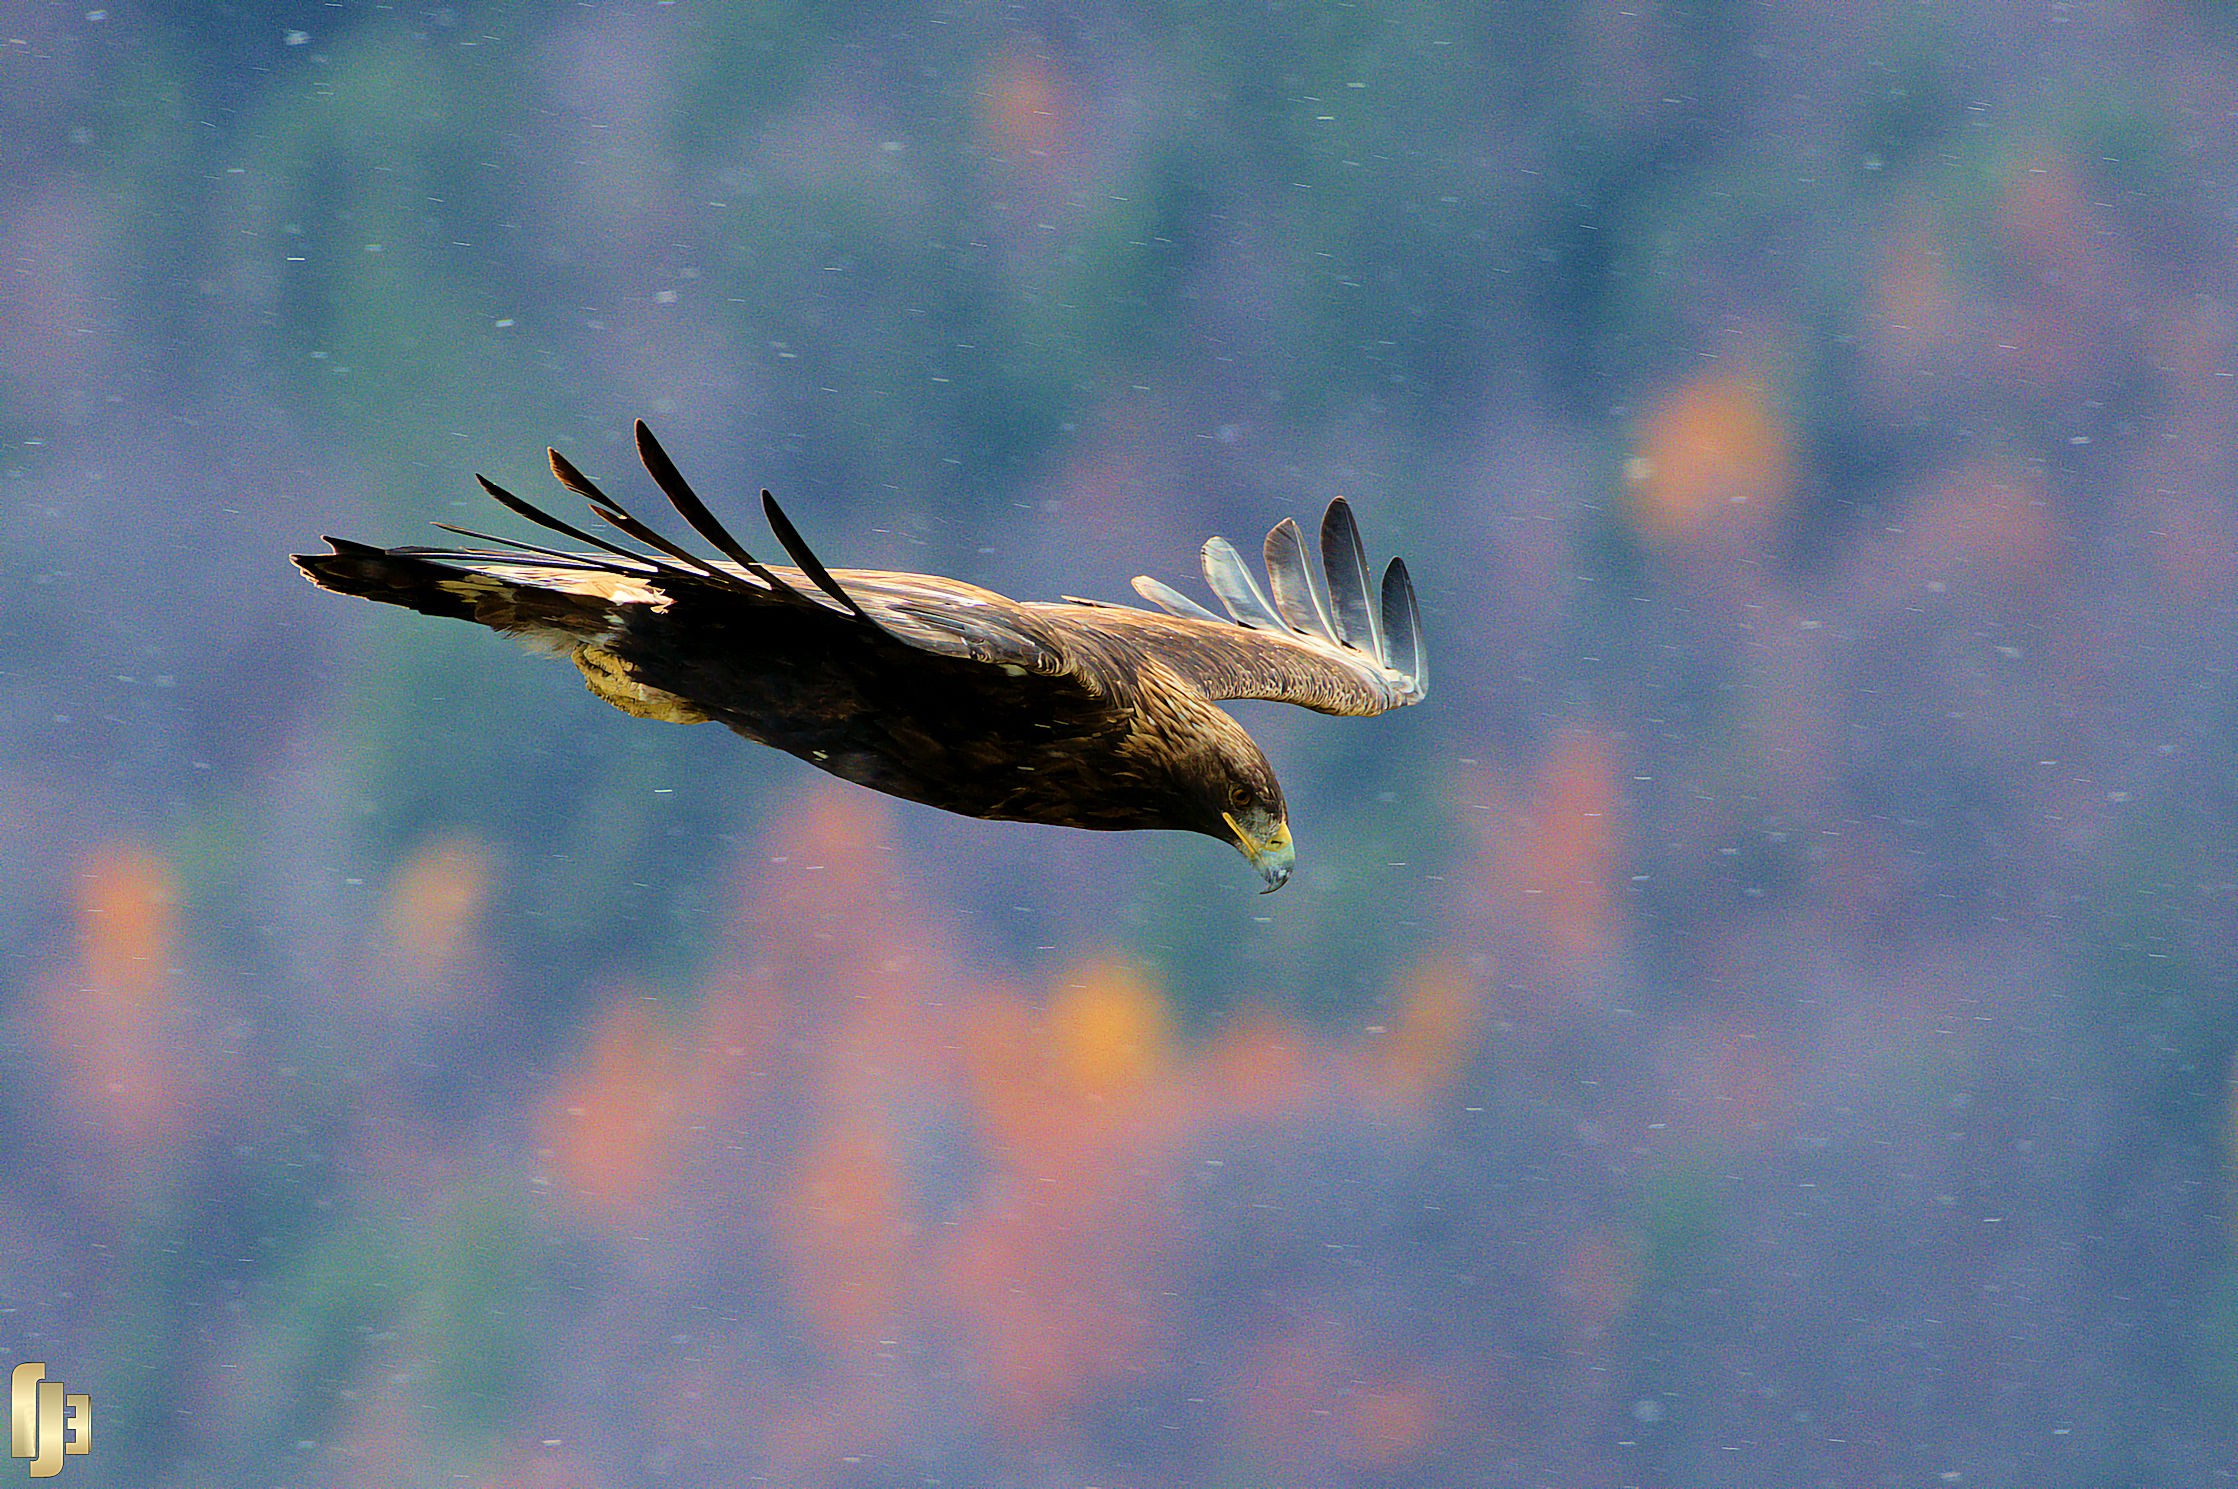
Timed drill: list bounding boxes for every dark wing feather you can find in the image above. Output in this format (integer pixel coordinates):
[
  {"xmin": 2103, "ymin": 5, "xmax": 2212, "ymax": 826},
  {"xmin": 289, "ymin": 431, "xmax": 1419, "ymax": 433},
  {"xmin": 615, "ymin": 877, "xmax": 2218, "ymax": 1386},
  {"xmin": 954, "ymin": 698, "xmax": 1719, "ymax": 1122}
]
[
  {"xmin": 629, "ymin": 422, "xmax": 816, "ymax": 602},
  {"xmin": 488, "ymin": 428, "xmax": 1074, "ymax": 677},
  {"xmin": 735, "ymin": 491, "xmax": 1061, "ymax": 677},
  {"xmin": 320, "ymin": 425, "xmax": 1478, "ymax": 717},
  {"xmin": 760, "ymin": 489, "xmax": 872, "ymax": 619},
  {"xmin": 1105, "ymin": 497, "xmax": 1428, "ymax": 716},
  {"xmin": 473, "ymin": 474, "xmax": 664, "ymax": 571},
  {"xmin": 547, "ymin": 450, "xmax": 741, "ymax": 584},
  {"xmin": 1379, "ymin": 556, "xmax": 1426, "ymax": 698},
  {"xmin": 428, "ymin": 521, "xmax": 626, "ymax": 568}
]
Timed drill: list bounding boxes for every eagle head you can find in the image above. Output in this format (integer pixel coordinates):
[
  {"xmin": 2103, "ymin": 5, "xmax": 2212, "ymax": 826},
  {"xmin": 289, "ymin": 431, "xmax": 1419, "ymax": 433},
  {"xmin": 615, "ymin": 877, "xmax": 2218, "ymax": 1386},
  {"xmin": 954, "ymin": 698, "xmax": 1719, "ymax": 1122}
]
[
  {"xmin": 1222, "ymin": 784, "xmax": 1293, "ymax": 893},
  {"xmin": 1173, "ymin": 708, "xmax": 1292, "ymax": 892}
]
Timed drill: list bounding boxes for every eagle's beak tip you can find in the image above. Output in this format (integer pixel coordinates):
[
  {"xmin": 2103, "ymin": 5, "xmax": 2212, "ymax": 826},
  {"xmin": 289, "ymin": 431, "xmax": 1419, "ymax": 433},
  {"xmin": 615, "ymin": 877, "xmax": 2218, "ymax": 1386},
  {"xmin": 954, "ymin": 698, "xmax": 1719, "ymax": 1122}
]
[{"xmin": 1225, "ymin": 812, "xmax": 1295, "ymax": 893}]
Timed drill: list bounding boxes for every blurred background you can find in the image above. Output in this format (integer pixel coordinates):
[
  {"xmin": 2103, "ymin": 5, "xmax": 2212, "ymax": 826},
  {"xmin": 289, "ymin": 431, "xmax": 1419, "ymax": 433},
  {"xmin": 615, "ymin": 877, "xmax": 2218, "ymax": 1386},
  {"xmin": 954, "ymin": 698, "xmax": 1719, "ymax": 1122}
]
[{"xmin": 3, "ymin": 0, "xmax": 2237, "ymax": 1483}]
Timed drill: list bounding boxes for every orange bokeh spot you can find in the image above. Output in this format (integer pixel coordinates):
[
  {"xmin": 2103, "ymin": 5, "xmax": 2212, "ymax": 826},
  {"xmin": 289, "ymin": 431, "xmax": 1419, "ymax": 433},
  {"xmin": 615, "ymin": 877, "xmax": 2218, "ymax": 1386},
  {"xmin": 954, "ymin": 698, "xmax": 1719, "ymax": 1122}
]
[
  {"xmin": 685, "ymin": 984, "xmax": 780, "ymax": 1131},
  {"xmin": 46, "ymin": 841, "xmax": 186, "ymax": 1154},
  {"xmin": 1894, "ymin": 459, "xmax": 2059, "ymax": 593},
  {"xmin": 1874, "ymin": 221, "xmax": 1959, "ymax": 362},
  {"xmin": 1339, "ymin": 1370, "xmax": 1444, "ymax": 1469},
  {"xmin": 2153, "ymin": 492, "xmax": 2238, "ymax": 604},
  {"xmin": 1048, "ymin": 956, "xmax": 1170, "ymax": 1099},
  {"xmin": 542, "ymin": 997, "xmax": 682, "ymax": 1219},
  {"xmin": 977, "ymin": 46, "xmax": 1069, "ymax": 158},
  {"xmin": 1198, "ymin": 1006, "xmax": 1319, "ymax": 1120},
  {"xmin": 381, "ymin": 834, "xmax": 493, "ymax": 976},
  {"xmin": 1556, "ymin": 1227, "xmax": 1641, "ymax": 1338},
  {"xmin": 934, "ymin": 1193, "xmax": 1162, "ymax": 1432},
  {"xmin": 1707, "ymin": 1017, "xmax": 1797, "ymax": 1142},
  {"xmin": 1627, "ymin": 370, "xmax": 1791, "ymax": 544},
  {"xmin": 1227, "ymin": 1327, "xmax": 1451, "ymax": 1470},
  {"xmin": 767, "ymin": 781, "xmax": 893, "ymax": 914},
  {"xmin": 956, "ymin": 985, "xmax": 1096, "ymax": 1186},
  {"xmin": 475, "ymin": 1439, "xmax": 593, "ymax": 1489},
  {"xmin": 1524, "ymin": 726, "xmax": 1624, "ymax": 966},
  {"xmin": 1998, "ymin": 156, "xmax": 2093, "ymax": 283},
  {"xmin": 1381, "ymin": 957, "xmax": 1479, "ymax": 1101},
  {"xmin": 776, "ymin": 1121, "xmax": 909, "ymax": 1348}
]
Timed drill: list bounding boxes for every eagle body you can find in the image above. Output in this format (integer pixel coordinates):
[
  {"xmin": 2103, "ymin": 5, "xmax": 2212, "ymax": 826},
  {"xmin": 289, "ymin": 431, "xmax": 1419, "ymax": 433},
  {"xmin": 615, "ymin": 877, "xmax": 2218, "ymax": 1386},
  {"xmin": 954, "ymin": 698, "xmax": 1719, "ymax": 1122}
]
[{"xmin": 295, "ymin": 423, "xmax": 1427, "ymax": 888}]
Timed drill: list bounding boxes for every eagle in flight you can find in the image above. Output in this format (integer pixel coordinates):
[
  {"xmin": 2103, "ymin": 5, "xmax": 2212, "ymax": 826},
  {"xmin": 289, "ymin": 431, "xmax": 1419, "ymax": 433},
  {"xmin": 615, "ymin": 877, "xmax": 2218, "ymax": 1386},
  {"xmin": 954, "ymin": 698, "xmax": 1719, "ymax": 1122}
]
[{"xmin": 293, "ymin": 423, "xmax": 1427, "ymax": 890}]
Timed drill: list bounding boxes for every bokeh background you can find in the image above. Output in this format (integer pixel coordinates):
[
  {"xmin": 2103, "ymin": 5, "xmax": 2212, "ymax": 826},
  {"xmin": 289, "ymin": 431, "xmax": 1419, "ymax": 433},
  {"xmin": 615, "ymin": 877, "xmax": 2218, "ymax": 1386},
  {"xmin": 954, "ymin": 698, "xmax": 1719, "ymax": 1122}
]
[{"xmin": 4, "ymin": 0, "xmax": 2238, "ymax": 1483}]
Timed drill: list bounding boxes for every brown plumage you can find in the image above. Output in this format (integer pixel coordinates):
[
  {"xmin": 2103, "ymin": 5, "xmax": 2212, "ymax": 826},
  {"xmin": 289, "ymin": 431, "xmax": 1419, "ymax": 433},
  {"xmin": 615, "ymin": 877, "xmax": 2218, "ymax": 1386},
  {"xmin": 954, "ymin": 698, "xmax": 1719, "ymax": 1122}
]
[{"xmin": 292, "ymin": 421, "xmax": 1428, "ymax": 889}]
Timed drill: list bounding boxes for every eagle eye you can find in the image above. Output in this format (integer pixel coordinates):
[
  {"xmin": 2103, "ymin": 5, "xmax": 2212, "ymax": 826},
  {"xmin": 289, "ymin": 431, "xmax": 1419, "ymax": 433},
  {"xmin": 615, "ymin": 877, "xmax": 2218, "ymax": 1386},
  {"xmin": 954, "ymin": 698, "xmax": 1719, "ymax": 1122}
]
[{"xmin": 1227, "ymin": 784, "xmax": 1254, "ymax": 811}]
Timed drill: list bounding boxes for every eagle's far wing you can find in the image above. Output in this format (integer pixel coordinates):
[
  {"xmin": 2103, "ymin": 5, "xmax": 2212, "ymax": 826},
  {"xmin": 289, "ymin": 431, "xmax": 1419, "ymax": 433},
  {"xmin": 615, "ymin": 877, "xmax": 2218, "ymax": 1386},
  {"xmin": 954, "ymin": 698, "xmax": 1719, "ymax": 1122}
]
[
  {"xmin": 619, "ymin": 418, "xmax": 1076, "ymax": 677},
  {"xmin": 404, "ymin": 420, "xmax": 1076, "ymax": 680},
  {"xmin": 1064, "ymin": 498, "xmax": 1428, "ymax": 718}
]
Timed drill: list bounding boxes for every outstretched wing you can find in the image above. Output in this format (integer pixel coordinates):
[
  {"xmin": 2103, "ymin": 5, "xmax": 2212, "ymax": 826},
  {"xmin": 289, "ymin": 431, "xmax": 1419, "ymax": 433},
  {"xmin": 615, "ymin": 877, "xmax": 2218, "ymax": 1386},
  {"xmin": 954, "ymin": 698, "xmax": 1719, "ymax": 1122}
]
[
  {"xmin": 1055, "ymin": 498, "xmax": 1427, "ymax": 717},
  {"xmin": 296, "ymin": 424, "xmax": 1421, "ymax": 722},
  {"xmin": 304, "ymin": 420, "xmax": 1080, "ymax": 682}
]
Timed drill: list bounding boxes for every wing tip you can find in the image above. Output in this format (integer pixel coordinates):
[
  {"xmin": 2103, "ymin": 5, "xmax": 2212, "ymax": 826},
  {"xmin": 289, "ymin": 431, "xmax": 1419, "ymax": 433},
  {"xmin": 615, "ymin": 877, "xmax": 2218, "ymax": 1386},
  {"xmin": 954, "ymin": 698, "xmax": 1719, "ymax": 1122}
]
[
  {"xmin": 1160, "ymin": 499, "xmax": 1426, "ymax": 706},
  {"xmin": 1317, "ymin": 494, "xmax": 1384, "ymax": 659},
  {"xmin": 1262, "ymin": 515, "xmax": 1338, "ymax": 643},
  {"xmin": 1378, "ymin": 553, "xmax": 1428, "ymax": 703}
]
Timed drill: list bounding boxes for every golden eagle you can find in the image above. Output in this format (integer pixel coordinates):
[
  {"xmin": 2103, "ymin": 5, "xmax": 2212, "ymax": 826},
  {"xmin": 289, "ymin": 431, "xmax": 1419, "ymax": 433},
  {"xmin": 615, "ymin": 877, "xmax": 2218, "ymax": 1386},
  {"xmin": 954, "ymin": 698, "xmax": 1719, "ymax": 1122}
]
[{"xmin": 293, "ymin": 423, "xmax": 1427, "ymax": 890}]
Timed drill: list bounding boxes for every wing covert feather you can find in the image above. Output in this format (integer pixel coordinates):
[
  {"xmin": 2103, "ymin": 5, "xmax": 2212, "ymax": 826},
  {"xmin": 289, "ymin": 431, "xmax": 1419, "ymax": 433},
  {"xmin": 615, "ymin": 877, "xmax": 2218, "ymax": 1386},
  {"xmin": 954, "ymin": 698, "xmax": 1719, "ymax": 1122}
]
[{"xmin": 1054, "ymin": 605, "xmax": 1407, "ymax": 715}]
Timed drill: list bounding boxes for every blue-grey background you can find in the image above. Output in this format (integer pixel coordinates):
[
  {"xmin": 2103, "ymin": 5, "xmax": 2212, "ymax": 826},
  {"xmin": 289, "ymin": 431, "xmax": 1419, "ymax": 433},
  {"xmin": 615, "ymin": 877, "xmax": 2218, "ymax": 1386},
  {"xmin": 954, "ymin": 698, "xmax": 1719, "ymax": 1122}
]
[{"xmin": 3, "ymin": 1, "xmax": 2236, "ymax": 1484}]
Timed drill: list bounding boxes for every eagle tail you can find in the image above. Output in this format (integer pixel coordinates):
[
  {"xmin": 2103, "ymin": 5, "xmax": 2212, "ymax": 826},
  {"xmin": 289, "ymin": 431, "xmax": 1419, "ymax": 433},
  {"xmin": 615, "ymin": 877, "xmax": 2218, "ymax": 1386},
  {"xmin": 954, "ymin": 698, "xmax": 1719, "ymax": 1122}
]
[
  {"xmin": 290, "ymin": 541, "xmax": 629, "ymax": 646},
  {"xmin": 293, "ymin": 541, "xmax": 480, "ymax": 624},
  {"xmin": 293, "ymin": 540, "xmax": 712, "ymax": 723}
]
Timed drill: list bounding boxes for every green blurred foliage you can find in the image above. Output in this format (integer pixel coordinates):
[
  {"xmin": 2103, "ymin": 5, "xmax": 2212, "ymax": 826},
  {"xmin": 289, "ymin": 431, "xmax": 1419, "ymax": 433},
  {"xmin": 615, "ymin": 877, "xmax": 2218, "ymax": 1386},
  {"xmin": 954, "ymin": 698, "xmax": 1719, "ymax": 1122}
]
[
  {"xmin": 1636, "ymin": 1162, "xmax": 1722, "ymax": 1293},
  {"xmin": 2084, "ymin": 809, "xmax": 2238, "ymax": 1151},
  {"xmin": 94, "ymin": 1134, "xmax": 381, "ymax": 1479},
  {"xmin": 216, "ymin": 25, "xmax": 563, "ymax": 493},
  {"xmin": 709, "ymin": 168, "xmax": 1081, "ymax": 505},
  {"xmin": 669, "ymin": 1, "xmax": 876, "ymax": 158},
  {"xmin": 421, "ymin": 1188, "xmax": 536, "ymax": 1447}
]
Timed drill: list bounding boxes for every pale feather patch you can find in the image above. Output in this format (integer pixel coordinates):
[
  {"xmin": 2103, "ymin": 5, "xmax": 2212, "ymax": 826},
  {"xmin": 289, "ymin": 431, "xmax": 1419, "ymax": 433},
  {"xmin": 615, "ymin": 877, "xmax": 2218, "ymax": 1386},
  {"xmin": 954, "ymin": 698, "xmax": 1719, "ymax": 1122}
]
[
  {"xmin": 434, "ymin": 573, "xmax": 509, "ymax": 602},
  {"xmin": 435, "ymin": 565, "xmax": 673, "ymax": 654},
  {"xmin": 480, "ymin": 564, "xmax": 673, "ymax": 609}
]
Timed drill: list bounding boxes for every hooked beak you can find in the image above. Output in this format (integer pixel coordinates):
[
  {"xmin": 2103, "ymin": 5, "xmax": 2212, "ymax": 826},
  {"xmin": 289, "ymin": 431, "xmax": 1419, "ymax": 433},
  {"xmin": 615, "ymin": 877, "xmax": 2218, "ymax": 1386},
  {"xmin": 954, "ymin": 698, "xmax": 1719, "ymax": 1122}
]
[{"xmin": 1224, "ymin": 812, "xmax": 1295, "ymax": 893}]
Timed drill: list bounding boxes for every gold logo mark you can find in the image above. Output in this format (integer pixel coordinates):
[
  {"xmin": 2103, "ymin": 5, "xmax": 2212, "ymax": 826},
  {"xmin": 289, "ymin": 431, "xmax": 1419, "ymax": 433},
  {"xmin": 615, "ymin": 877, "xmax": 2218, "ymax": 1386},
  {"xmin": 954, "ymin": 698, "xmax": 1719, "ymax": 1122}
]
[{"xmin": 8, "ymin": 1366, "xmax": 89, "ymax": 1480}]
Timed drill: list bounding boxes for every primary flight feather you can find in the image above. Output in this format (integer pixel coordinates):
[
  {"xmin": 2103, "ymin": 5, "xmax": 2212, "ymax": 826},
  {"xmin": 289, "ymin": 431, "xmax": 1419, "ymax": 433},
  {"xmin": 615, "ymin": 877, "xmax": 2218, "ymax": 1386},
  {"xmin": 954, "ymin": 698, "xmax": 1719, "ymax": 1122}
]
[{"xmin": 292, "ymin": 422, "xmax": 1428, "ymax": 890}]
